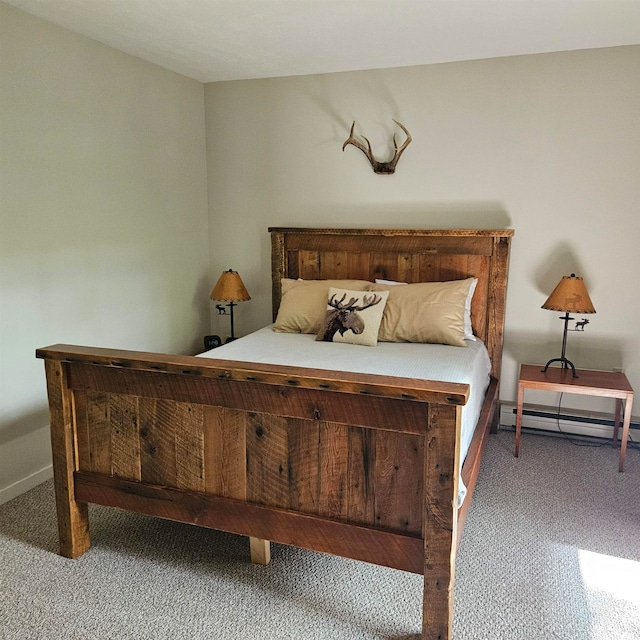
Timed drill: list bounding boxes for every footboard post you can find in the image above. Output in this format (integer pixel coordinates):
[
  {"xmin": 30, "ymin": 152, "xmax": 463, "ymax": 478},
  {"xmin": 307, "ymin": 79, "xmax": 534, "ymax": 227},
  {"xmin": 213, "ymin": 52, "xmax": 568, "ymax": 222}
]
[
  {"xmin": 422, "ymin": 404, "xmax": 460, "ymax": 640},
  {"xmin": 43, "ymin": 359, "xmax": 90, "ymax": 558}
]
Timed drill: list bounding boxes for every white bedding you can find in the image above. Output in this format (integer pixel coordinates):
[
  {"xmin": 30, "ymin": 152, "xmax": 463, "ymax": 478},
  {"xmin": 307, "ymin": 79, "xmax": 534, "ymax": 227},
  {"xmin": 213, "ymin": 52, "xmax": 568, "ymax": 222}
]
[{"xmin": 198, "ymin": 326, "xmax": 491, "ymax": 505}]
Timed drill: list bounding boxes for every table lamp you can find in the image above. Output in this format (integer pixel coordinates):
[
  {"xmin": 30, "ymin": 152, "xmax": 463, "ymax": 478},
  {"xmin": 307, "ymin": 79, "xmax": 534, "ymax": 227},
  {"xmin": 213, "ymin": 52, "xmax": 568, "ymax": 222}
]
[
  {"xmin": 210, "ymin": 269, "xmax": 251, "ymax": 341},
  {"xmin": 541, "ymin": 273, "xmax": 595, "ymax": 377}
]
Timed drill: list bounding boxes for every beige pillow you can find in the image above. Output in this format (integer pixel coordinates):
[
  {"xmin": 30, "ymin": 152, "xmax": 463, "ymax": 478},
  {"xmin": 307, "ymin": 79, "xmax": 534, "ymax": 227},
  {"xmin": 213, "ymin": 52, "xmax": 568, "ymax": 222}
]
[
  {"xmin": 316, "ymin": 288, "xmax": 389, "ymax": 347},
  {"xmin": 375, "ymin": 277, "xmax": 478, "ymax": 341},
  {"xmin": 369, "ymin": 278, "xmax": 475, "ymax": 346},
  {"xmin": 273, "ymin": 279, "xmax": 372, "ymax": 334}
]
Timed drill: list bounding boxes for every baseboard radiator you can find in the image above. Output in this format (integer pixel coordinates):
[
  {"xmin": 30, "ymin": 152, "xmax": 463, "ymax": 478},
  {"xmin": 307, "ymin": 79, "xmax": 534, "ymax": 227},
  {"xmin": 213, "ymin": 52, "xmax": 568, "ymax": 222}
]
[{"xmin": 499, "ymin": 402, "xmax": 640, "ymax": 441}]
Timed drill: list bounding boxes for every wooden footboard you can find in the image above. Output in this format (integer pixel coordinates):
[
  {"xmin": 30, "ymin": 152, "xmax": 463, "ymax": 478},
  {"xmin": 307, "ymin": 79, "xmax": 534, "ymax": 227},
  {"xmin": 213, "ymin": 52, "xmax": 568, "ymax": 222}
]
[{"xmin": 37, "ymin": 344, "xmax": 477, "ymax": 640}]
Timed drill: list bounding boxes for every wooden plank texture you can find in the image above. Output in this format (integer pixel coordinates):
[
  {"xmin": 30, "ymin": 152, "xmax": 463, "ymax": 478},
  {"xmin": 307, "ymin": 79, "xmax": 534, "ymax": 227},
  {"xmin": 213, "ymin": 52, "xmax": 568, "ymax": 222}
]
[
  {"xmin": 86, "ymin": 392, "xmax": 111, "ymax": 474},
  {"xmin": 346, "ymin": 427, "xmax": 376, "ymax": 526},
  {"xmin": 139, "ymin": 398, "xmax": 178, "ymax": 486},
  {"xmin": 287, "ymin": 418, "xmax": 321, "ymax": 514},
  {"xmin": 74, "ymin": 471, "xmax": 425, "ymax": 574},
  {"xmin": 374, "ymin": 430, "xmax": 423, "ymax": 534},
  {"xmin": 61, "ymin": 362, "xmax": 457, "ymax": 433},
  {"xmin": 203, "ymin": 406, "xmax": 246, "ymax": 499},
  {"xmin": 110, "ymin": 394, "xmax": 141, "ymax": 481}
]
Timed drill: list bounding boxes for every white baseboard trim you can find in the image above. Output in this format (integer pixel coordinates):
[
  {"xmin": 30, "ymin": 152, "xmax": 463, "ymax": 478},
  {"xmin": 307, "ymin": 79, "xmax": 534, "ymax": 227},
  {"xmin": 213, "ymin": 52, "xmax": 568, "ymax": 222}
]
[
  {"xmin": 500, "ymin": 401, "xmax": 638, "ymax": 440},
  {"xmin": 0, "ymin": 465, "xmax": 53, "ymax": 506}
]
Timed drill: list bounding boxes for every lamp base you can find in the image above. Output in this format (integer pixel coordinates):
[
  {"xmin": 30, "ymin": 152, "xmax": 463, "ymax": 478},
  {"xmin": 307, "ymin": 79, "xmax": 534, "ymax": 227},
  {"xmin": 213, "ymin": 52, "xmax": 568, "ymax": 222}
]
[{"xmin": 541, "ymin": 357, "xmax": 577, "ymax": 377}]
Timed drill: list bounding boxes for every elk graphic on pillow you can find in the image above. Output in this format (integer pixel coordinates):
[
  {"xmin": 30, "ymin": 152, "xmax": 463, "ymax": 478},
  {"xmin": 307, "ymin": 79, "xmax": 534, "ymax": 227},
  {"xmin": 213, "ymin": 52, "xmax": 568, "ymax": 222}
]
[{"xmin": 317, "ymin": 292, "xmax": 384, "ymax": 342}]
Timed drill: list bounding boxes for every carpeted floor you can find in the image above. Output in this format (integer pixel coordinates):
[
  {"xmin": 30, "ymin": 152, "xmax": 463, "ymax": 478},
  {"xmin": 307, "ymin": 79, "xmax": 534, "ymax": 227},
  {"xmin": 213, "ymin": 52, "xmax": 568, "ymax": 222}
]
[{"xmin": 1, "ymin": 430, "xmax": 639, "ymax": 639}]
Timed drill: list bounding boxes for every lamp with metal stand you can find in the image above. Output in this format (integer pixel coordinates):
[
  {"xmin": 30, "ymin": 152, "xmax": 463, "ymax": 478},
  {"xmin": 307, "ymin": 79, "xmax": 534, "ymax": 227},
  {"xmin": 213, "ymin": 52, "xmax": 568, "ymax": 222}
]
[
  {"xmin": 209, "ymin": 269, "xmax": 251, "ymax": 343},
  {"xmin": 541, "ymin": 273, "xmax": 595, "ymax": 377}
]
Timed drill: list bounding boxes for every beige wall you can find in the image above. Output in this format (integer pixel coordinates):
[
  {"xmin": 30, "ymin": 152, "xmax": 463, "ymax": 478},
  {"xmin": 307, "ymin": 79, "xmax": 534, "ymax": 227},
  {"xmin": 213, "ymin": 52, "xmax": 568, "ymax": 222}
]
[
  {"xmin": 205, "ymin": 46, "xmax": 640, "ymax": 413},
  {"xmin": 0, "ymin": 5, "xmax": 210, "ymax": 502},
  {"xmin": 2, "ymin": 3, "xmax": 638, "ymax": 504}
]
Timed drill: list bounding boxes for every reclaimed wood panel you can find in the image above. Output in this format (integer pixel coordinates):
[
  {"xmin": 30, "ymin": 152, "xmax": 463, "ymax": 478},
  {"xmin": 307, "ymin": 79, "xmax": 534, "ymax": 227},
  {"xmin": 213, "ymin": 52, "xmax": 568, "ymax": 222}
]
[
  {"xmin": 139, "ymin": 398, "xmax": 178, "ymax": 486},
  {"xmin": 287, "ymin": 418, "xmax": 320, "ymax": 514},
  {"xmin": 86, "ymin": 392, "xmax": 111, "ymax": 475},
  {"xmin": 370, "ymin": 252, "xmax": 401, "ymax": 281},
  {"xmin": 246, "ymin": 413, "xmax": 290, "ymax": 508},
  {"xmin": 175, "ymin": 403, "xmax": 205, "ymax": 492},
  {"xmin": 203, "ymin": 406, "xmax": 246, "ymax": 499},
  {"xmin": 298, "ymin": 250, "xmax": 320, "ymax": 279},
  {"xmin": 110, "ymin": 394, "xmax": 141, "ymax": 481},
  {"xmin": 346, "ymin": 427, "xmax": 376, "ymax": 526},
  {"xmin": 467, "ymin": 254, "xmax": 490, "ymax": 342},
  {"xmin": 274, "ymin": 230, "xmax": 496, "ymax": 255},
  {"xmin": 62, "ymin": 358, "xmax": 466, "ymax": 406},
  {"xmin": 318, "ymin": 251, "xmax": 350, "ymax": 280},
  {"xmin": 346, "ymin": 251, "xmax": 371, "ymax": 280},
  {"xmin": 317, "ymin": 422, "xmax": 349, "ymax": 520},
  {"xmin": 74, "ymin": 471, "xmax": 425, "ymax": 574},
  {"xmin": 374, "ymin": 430, "xmax": 423, "ymax": 535},
  {"xmin": 286, "ymin": 250, "xmax": 300, "ymax": 280},
  {"xmin": 73, "ymin": 391, "xmax": 91, "ymax": 472},
  {"xmin": 486, "ymin": 236, "xmax": 512, "ymax": 380},
  {"xmin": 64, "ymin": 363, "xmax": 456, "ymax": 433},
  {"xmin": 396, "ymin": 253, "xmax": 421, "ymax": 283}
]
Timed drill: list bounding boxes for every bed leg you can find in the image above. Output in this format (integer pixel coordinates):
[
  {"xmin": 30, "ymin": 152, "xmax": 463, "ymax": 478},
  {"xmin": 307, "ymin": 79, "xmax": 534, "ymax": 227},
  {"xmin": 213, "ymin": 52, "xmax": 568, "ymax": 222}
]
[
  {"xmin": 489, "ymin": 392, "xmax": 500, "ymax": 434},
  {"xmin": 249, "ymin": 537, "xmax": 271, "ymax": 565},
  {"xmin": 489, "ymin": 407, "xmax": 499, "ymax": 434},
  {"xmin": 44, "ymin": 360, "xmax": 90, "ymax": 559}
]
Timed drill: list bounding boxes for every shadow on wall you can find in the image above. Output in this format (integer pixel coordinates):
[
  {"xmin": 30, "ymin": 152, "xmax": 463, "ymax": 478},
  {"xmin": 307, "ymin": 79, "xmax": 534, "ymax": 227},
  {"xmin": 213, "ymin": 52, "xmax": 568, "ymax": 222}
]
[
  {"xmin": 300, "ymin": 68, "xmax": 402, "ymax": 149},
  {"xmin": 534, "ymin": 241, "xmax": 595, "ymax": 298},
  {"xmin": 280, "ymin": 201, "xmax": 513, "ymax": 230},
  {"xmin": 191, "ymin": 272, "xmax": 216, "ymax": 355},
  {"xmin": 504, "ymin": 329, "xmax": 627, "ymax": 372},
  {"xmin": 0, "ymin": 407, "xmax": 50, "ymax": 448}
]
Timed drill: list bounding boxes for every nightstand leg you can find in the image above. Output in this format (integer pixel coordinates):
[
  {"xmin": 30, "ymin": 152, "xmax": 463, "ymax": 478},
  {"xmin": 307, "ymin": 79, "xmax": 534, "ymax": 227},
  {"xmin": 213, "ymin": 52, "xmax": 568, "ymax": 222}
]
[
  {"xmin": 515, "ymin": 382, "xmax": 524, "ymax": 457},
  {"xmin": 613, "ymin": 399, "xmax": 622, "ymax": 446},
  {"xmin": 619, "ymin": 396, "xmax": 633, "ymax": 472}
]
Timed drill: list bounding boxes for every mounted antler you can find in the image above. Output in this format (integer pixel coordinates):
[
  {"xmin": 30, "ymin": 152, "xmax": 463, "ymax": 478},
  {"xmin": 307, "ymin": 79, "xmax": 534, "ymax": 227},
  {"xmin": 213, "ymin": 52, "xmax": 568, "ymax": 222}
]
[{"xmin": 342, "ymin": 120, "xmax": 412, "ymax": 174}]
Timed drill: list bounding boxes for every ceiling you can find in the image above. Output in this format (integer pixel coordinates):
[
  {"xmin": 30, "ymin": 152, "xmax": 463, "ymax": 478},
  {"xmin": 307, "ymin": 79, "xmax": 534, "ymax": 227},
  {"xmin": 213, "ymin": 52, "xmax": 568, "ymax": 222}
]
[{"xmin": 5, "ymin": 0, "xmax": 640, "ymax": 83}]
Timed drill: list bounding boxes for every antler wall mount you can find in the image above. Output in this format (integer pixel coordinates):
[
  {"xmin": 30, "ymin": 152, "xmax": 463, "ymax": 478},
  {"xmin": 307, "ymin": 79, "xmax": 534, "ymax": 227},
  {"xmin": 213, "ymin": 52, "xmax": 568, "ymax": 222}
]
[{"xmin": 342, "ymin": 120, "xmax": 412, "ymax": 174}]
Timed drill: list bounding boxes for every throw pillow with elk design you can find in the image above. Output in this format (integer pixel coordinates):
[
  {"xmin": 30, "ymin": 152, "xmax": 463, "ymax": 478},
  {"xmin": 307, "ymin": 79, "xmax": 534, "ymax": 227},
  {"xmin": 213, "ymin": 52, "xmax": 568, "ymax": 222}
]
[{"xmin": 316, "ymin": 288, "xmax": 389, "ymax": 347}]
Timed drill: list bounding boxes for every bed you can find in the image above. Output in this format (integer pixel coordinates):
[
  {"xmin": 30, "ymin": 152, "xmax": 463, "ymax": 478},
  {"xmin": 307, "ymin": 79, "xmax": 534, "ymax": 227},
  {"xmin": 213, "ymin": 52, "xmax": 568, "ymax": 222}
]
[{"xmin": 37, "ymin": 227, "xmax": 513, "ymax": 640}]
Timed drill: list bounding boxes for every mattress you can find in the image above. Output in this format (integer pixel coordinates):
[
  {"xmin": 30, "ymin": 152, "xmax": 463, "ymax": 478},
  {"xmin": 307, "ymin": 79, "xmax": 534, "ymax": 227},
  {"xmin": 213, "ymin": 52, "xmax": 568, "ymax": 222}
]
[{"xmin": 199, "ymin": 326, "xmax": 491, "ymax": 505}]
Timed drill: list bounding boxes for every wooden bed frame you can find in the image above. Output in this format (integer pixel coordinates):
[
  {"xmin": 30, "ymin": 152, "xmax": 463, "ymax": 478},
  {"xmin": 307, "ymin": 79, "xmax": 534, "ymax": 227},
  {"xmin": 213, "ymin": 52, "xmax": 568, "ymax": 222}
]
[{"xmin": 37, "ymin": 227, "xmax": 513, "ymax": 640}]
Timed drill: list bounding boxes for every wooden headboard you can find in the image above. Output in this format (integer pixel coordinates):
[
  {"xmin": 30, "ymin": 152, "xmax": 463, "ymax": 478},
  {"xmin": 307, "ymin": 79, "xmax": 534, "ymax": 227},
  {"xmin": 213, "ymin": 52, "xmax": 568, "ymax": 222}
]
[{"xmin": 270, "ymin": 228, "xmax": 514, "ymax": 380}]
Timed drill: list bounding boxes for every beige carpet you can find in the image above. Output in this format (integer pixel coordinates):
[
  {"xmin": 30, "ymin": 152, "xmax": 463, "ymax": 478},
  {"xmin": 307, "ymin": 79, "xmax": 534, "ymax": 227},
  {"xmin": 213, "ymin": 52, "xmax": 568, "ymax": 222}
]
[{"xmin": 1, "ymin": 430, "xmax": 639, "ymax": 639}]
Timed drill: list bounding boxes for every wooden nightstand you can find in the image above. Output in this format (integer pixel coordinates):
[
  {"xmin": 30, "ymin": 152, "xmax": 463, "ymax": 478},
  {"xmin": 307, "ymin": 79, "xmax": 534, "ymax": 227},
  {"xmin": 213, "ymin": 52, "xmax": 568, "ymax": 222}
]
[{"xmin": 515, "ymin": 364, "xmax": 634, "ymax": 471}]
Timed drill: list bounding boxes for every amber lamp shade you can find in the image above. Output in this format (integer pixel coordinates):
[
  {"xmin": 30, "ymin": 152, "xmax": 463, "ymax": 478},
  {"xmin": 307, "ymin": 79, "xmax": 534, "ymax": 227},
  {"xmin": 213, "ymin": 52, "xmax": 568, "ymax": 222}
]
[
  {"xmin": 541, "ymin": 274, "xmax": 596, "ymax": 314},
  {"xmin": 210, "ymin": 269, "xmax": 251, "ymax": 303},
  {"xmin": 210, "ymin": 270, "xmax": 250, "ymax": 340},
  {"xmin": 541, "ymin": 274, "xmax": 595, "ymax": 377}
]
